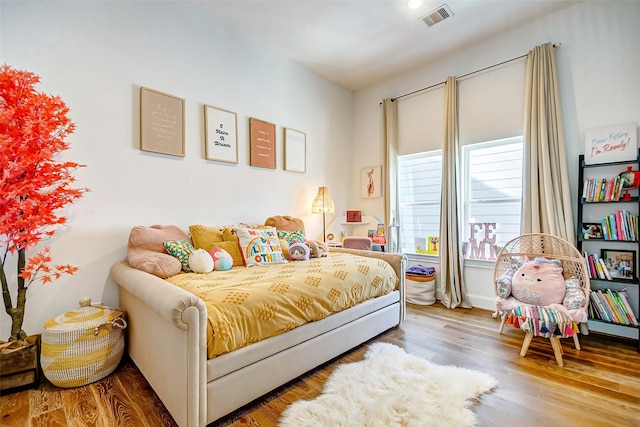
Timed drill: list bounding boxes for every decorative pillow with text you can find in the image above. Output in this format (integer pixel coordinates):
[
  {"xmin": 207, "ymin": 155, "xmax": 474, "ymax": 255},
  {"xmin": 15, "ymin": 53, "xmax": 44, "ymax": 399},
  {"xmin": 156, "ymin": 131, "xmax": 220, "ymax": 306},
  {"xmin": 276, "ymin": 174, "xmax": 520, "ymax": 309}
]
[{"xmin": 235, "ymin": 227, "xmax": 287, "ymax": 267}]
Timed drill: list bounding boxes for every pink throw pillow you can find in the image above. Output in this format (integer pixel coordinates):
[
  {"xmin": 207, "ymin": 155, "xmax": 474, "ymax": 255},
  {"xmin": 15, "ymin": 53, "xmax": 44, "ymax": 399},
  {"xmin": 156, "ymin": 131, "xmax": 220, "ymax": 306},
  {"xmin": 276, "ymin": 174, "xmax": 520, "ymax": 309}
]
[{"xmin": 127, "ymin": 225, "xmax": 192, "ymax": 278}]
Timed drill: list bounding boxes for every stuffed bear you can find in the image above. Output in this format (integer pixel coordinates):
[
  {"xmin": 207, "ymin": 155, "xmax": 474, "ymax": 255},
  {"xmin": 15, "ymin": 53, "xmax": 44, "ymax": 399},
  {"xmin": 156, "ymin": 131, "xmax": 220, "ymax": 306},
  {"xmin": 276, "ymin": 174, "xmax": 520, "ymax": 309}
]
[
  {"xmin": 511, "ymin": 257, "xmax": 566, "ymax": 306},
  {"xmin": 188, "ymin": 248, "xmax": 214, "ymax": 273}
]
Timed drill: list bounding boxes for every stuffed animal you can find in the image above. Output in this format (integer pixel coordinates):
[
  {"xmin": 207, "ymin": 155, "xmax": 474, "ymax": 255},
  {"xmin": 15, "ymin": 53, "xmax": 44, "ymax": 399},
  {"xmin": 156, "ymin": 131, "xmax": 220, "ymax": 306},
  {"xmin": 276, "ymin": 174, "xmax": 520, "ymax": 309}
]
[
  {"xmin": 210, "ymin": 247, "xmax": 233, "ymax": 271},
  {"xmin": 288, "ymin": 242, "xmax": 310, "ymax": 261},
  {"xmin": 511, "ymin": 257, "xmax": 566, "ymax": 306},
  {"xmin": 306, "ymin": 240, "xmax": 328, "ymax": 258},
  {"xmin": 188, "ymin": 248, "xmax": 214, "ymax": 273}
]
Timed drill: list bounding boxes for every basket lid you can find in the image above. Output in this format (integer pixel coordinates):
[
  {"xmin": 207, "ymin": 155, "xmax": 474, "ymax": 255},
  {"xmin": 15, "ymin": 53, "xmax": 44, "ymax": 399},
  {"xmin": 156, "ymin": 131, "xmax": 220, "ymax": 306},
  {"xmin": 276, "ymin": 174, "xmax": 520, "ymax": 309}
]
[{"xmin": 44, "ymin": 297, "xmax": 124, "ymax": 331}]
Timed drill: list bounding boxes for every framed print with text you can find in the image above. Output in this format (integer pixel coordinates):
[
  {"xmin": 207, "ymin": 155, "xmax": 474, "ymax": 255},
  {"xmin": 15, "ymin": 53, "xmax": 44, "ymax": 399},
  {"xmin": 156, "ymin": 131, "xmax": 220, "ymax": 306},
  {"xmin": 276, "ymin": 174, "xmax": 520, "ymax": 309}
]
[
  {"xmin": 284, "ymin": 127, "xmax": 306, "ymax": 173},
  {"xmin": 204, "ymin": 105, "xmax": 238, "ymax": 163},
  {"xmin": 249, "ymin": 117, "xmax": 276, "ymax": 169},
  {"xmin": 140, "ymin": 87, "xmax": 185, "ymax": 157}
]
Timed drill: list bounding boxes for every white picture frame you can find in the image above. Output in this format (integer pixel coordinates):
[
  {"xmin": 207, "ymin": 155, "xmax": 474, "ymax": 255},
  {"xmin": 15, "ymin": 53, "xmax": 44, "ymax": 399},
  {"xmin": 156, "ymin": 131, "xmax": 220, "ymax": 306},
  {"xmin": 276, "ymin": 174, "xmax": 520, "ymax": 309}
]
[
  {"xmin": 204, "ymin": 104, "xmax": 238, "ymax": 164},
  {"xmin": 284, "ymin": 127, "xmax": 306, "ymax": 173}
]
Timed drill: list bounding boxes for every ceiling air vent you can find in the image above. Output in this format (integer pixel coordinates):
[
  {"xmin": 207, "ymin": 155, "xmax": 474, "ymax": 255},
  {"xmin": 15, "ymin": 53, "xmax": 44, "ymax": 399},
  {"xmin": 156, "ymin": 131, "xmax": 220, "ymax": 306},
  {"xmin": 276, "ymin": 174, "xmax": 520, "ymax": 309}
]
[{"xmin": 420, "ymin": 4, "xmax": 453, "ymax": 27}]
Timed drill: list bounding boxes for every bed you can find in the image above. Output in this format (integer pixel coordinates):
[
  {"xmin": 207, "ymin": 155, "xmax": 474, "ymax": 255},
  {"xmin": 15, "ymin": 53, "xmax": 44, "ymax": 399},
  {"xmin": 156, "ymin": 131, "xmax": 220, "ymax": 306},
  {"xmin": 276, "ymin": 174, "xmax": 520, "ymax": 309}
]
[{"xmin": 109, "ymin": 223, "xmax": 406, "ymax": 426}]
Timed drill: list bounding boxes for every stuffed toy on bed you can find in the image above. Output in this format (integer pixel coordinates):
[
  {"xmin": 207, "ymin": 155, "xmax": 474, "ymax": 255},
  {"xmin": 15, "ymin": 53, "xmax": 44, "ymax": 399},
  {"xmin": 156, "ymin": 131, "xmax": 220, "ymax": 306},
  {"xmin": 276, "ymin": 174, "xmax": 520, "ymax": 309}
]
[
  {"xmin": 188, "ymin": 248, "xmax": 215, "ymax": 273},
  {"xmin": 288, "ymin": 242, "xmax": 310, "ymax": 261}
]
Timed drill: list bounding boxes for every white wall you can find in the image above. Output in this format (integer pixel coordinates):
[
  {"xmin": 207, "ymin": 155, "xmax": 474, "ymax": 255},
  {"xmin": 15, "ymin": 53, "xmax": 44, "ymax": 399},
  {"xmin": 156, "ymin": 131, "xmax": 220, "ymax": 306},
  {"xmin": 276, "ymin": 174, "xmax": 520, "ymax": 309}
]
[
  {"xmin": 0, "ymin": 1, "xmax": 353, "ymax": 338},
  {"xmin": 352, "ymin": 1, "xmax": 640, "ymax": 310}
]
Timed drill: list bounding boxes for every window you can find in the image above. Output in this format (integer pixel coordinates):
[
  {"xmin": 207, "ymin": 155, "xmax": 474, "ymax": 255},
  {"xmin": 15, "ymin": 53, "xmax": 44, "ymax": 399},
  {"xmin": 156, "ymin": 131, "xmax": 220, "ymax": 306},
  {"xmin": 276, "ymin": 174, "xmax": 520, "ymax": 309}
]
[
  {"xmin": 462, "ymin": 137, "xmax": 523, "ymax": 259},
  {"xmin": 398, "ymin": 151, "xmax": 442, "ymax": 254},
  {"xmin": 397, "ymin": 137, "xmax": 523, "ymax": 257}
]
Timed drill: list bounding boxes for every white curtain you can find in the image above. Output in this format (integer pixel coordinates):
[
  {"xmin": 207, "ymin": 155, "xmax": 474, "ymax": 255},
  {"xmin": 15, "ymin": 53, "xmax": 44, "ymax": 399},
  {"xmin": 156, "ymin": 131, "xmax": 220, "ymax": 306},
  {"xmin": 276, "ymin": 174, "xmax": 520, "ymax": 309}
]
[
  {"xmin": 382, "ymin": 98, "xmax": 400, "ymax": 252},
  {"xmin": 522, "ymin": 42, "xmax": 575, "ymax": 242},
  {"xmin": 440, "ymin": 77, "xmax": 471, "ymax": 308}
]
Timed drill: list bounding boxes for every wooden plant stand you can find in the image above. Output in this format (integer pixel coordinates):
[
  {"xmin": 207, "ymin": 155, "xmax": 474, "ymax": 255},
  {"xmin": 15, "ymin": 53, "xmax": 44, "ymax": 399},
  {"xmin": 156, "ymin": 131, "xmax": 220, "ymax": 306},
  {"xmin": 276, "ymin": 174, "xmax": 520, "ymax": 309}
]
[{"xmin": 0, "ymin": 334, "xmax": 41, "ymax": 393}]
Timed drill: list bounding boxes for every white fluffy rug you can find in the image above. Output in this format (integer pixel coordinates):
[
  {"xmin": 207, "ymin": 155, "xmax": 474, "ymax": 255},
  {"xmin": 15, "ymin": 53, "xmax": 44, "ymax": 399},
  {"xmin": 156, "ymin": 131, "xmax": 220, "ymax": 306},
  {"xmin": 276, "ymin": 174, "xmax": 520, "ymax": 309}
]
[{"xmin": 279, "ymin": 343, "xmax": 497, "ymax": 427}]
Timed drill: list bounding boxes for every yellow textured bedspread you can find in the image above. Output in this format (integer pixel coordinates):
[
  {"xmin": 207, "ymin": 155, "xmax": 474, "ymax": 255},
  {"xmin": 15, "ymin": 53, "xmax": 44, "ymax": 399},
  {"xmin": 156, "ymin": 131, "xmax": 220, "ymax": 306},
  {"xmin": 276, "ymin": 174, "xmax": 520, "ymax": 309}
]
[{"xmin": 166, "ymin": 252, "xmax": 399, "ymax": 358}]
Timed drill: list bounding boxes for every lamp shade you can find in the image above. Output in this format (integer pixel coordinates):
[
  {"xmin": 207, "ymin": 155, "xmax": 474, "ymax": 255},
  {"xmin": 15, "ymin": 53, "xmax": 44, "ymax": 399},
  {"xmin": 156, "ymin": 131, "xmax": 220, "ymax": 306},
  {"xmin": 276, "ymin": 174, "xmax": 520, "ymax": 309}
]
[{"xmin": 311, "ymin": 186, "xmax": 334, "ymax": 214}]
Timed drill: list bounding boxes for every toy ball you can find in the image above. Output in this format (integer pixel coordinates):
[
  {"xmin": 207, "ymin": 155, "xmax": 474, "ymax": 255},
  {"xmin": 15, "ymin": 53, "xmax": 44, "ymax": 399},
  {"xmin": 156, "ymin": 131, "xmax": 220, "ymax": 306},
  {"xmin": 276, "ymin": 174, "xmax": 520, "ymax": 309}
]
[
  {"xmin": 188, "ymin": 249, "xmax": 214, "ymax": 273},
  {"xmin": 210, "ymin": 247, "xmax": 233, "ymax": 271},
  {"xmin": 288, "ymin": 242, "xmax": 310, "ymax": 261}
]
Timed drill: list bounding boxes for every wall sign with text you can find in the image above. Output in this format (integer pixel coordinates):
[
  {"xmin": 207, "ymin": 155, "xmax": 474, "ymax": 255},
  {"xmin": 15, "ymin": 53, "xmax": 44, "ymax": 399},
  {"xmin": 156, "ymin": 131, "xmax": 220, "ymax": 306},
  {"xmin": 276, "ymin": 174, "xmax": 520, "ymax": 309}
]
[{"xmin": 584, "ymin": 122, "xmax": 637, "ymax": 165}]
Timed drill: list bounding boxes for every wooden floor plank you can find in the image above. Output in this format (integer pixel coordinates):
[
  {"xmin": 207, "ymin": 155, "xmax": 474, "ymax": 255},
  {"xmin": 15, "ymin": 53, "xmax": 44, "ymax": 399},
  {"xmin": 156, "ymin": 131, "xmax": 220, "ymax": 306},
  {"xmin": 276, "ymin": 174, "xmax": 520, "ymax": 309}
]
[{"xmin": 1, "ymin": 303, "xmax": 639, "ymax": 426}]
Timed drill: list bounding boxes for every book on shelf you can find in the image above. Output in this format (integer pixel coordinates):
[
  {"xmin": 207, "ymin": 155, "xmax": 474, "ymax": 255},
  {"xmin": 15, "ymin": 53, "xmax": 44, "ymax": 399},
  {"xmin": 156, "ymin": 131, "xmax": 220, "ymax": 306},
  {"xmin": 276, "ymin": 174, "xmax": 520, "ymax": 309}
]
[
  {"xmin": 589, "ymin": 288, "xmax": 639, "ymax": 326},
  {"xmin": 618, "ymin": 290, "xmax": 640, "ymax": 325},
  {"xmin": 584, "ymin": 251, "xmax": 613, "ymax": 280},
  {"xmin": 599, "ymin": 210, "xmax": 638, "ymax": 241},
  {"xmin": 582, "ymin": 175, "xmax": 625, "ymax": 203}
]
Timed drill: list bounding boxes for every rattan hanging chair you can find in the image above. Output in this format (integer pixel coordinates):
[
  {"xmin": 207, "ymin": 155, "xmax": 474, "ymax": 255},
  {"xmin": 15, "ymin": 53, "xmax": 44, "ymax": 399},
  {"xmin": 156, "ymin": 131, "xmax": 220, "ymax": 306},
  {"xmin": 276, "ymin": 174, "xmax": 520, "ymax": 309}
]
[{"xmin": 493, "ymin": 233, "xmax": 591, "ymax": 366}]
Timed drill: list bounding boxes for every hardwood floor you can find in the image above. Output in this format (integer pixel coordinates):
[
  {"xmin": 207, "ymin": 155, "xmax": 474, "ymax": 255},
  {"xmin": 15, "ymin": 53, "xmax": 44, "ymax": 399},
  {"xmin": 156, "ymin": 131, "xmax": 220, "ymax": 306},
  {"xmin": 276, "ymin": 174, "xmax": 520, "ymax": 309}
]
[{"xmin": 2, "ymin": 303, "xmax": 639, "ymax": 426}]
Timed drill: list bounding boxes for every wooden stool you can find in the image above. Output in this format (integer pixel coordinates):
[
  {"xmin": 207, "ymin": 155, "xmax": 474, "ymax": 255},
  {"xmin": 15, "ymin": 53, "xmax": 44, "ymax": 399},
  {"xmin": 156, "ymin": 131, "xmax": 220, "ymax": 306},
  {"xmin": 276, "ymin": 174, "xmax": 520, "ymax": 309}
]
[{"xmin": 508, "ymin": 305, "xmax": 579, "ymax": 367}]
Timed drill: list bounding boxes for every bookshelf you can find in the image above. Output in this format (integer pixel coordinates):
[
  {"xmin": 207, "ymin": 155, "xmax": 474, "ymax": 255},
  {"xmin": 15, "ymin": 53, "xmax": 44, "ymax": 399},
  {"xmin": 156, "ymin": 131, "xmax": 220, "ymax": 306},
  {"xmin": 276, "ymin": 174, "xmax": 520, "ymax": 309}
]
[{"xmin": 577, "ymin": 152, "xmax": 640, "ymax": 351}]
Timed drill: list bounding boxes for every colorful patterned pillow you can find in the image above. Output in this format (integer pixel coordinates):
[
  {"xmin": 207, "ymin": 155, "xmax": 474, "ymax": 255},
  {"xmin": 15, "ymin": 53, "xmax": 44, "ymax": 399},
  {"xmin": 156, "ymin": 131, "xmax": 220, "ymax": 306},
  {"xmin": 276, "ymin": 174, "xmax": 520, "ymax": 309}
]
[
  {"xmin": 496, "ymin": 267, "xmax": 517, "ymax": 298},
  {"xmin": 563, "ymin": 277, "xmax": 586, "ymax": 309},
  {"xmin": 163, "ymin": 240, "xmax": 195, "ymax": 272},
  {"xmin": 277, "ymin": 229, "xmax": 306, "ymax": 246},
  {"xmin": 235, "ymin": 227, "xmax": 287, "ymax": 267}
]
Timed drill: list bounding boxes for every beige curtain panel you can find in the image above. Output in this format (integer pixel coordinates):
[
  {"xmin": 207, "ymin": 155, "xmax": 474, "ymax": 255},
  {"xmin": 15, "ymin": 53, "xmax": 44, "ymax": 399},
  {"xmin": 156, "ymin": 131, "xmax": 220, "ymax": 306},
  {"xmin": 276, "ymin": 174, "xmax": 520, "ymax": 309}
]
[
  {"xmin": 382, "ymin": 98, "xmax": 400, "ymax": 252},
  {"xmin": 439, "ymin": 76, "xmax": 471, "ymax": 309},
  {"xmin": 521, "ymin": 42, "xmax": 575, "ymax": 243}
]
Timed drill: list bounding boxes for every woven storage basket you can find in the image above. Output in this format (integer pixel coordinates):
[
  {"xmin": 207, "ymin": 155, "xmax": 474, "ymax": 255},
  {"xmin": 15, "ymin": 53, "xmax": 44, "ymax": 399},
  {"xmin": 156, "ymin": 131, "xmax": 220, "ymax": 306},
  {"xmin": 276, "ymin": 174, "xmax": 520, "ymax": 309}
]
[
  {"xmin": 41, "ymin": 297, "xmax": 127, "ymax": 388},
  {"xmin": 406, "ymin": 273, "xmax": 436, "ymax": 305}
]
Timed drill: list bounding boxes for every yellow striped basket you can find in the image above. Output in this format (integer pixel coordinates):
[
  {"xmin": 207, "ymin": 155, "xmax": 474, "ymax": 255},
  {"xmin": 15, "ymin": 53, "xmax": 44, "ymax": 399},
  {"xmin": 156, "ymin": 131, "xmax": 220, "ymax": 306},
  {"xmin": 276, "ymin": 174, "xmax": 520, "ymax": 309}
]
[{"xmin": 41, "ymin": 297, "xmax": 127, "ymax": 388}]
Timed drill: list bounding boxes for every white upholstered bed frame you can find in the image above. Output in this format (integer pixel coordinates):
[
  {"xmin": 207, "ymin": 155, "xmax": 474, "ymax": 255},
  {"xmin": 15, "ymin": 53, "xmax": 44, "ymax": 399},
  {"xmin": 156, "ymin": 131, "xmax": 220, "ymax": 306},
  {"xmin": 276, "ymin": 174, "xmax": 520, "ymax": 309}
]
[{"xmin": 110, "ymin": 248, "xmax": 406, "ymax": 427}]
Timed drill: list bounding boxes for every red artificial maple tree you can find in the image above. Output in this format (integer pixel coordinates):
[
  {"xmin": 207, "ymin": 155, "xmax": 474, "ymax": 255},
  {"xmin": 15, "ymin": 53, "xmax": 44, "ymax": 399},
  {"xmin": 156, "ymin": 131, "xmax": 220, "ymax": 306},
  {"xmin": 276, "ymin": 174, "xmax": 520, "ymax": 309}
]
[{"xmin": 0, "ymin": 64, "xmax": 88, "ymax": 342}]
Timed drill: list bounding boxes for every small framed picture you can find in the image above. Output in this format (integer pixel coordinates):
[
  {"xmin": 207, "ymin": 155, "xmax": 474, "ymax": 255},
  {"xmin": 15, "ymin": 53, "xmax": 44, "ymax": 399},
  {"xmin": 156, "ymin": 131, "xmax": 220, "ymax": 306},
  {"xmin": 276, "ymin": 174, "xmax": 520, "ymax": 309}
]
[
  {"xmin": 360, "ymin": 165, "xmax": 382, "ymax": 199},
  {"xmin": 601, "ymin": 249, "xmax": 636, "ymax": 280},
  {"xmin": 582, "ymin": 223, "xmax": 604, "ymax": 239},
  {"xmin": 346, "ymin": 210, "xmax": 362, "ymax": 223}
]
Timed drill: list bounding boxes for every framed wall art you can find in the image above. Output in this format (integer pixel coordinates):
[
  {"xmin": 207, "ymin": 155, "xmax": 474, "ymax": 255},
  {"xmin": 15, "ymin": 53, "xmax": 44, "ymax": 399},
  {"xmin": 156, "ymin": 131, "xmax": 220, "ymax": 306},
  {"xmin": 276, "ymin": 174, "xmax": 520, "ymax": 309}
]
[
  {"xmin": 140, "ymin": 87, "xmax": 185, "ymax": 157},
  {"xmin": 204, "ymin": 104, "xmax": 238, "ymax": 163},
  {"xmin": 249, "ymin": 117, "xmax": 276, "ymax": 169},
  {"xmin": 601, "ymin": 248, "xmax": 636, "ymax": 280},
  {"xmin": 582, "ymin": 222, "xmax": 604, "ymax": 239},
  {"xmin": 361, "ymin": 165, "xmax": 382, "ymax": 199},
  {"xmin": 346, "ymin": 210, "xmax": 362, "ymax": 223},
  {"xmin": 284, "ymin": 127, "xmax": 306, "ymax": 173}
]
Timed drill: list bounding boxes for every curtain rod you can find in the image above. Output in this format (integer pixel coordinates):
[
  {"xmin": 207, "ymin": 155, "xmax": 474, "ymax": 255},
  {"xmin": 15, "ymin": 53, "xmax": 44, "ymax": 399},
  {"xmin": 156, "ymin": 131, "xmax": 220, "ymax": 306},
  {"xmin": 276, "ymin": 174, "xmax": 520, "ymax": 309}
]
[{"xmin": 389, "ymin": 42, "xmax": 561, "ymax": 102}]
